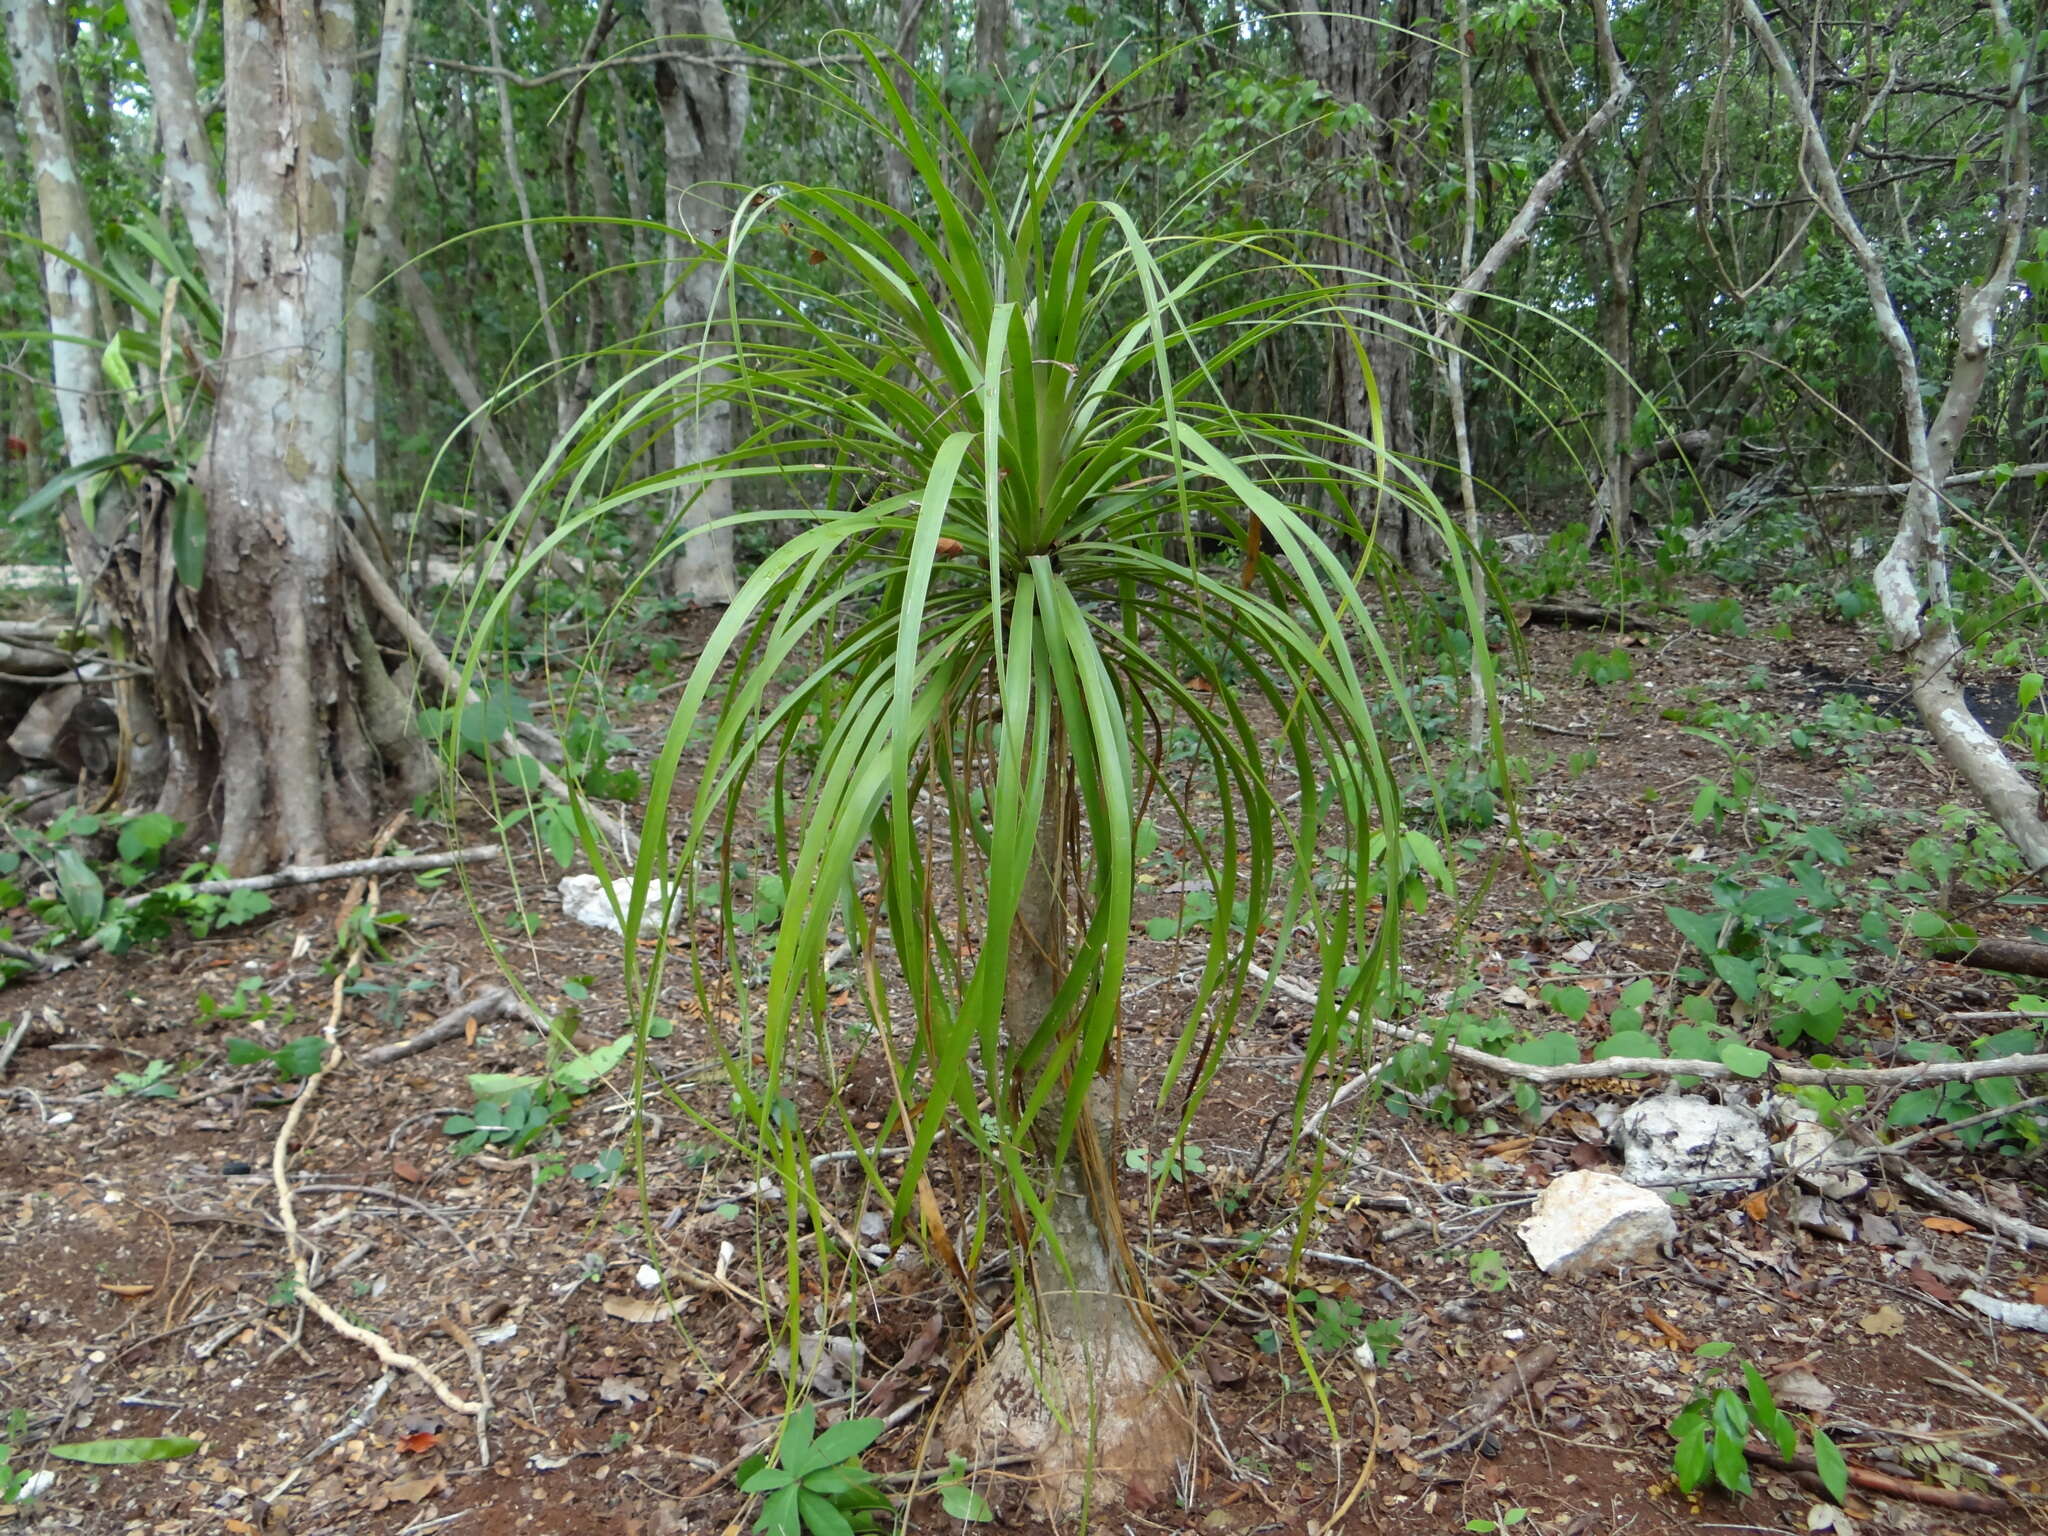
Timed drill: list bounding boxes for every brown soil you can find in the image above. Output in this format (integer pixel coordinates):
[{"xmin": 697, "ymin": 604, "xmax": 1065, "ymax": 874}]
[{"xmin": 3, "ymin": 594, "xmax": 2046, "ymax": 1534}]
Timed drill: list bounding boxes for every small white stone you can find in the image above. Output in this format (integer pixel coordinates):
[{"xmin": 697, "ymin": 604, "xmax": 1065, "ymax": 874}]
[
  {"xmin": 1517, "ymin": 1169, "xmax": 1677, "ymax": 1278},
  {"xmin": 634, "ymin": 1264, "xmax": 661, "ymax": 1290},
  {"xmin": 558, "ymin": 874, "xmax": 679, "ymax": 936},
  {"xmin": 1777, "ymin": 1120, "xmax": 1869, "ymax": 1199}
]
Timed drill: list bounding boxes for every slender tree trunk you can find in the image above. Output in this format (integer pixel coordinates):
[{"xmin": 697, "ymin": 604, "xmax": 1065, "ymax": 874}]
[
  {"xmin": 1739, "ymin": 0, "xmax": 2047, "ymax": 870},
  {"xmin": 1288, "ymin": 0, "xmax": 1439, "ymax": 571},
  {"xmin": 1439, "ymin": 4, "xmax": 1632, "ymax": 740},
  {"xmin": 341, "ymin": 0, "xmax": 416, "ymax": 541},
  {"xmin": 126, "ymin": 0, "xmax": 228, "ymax": 291},
  {"xmin": 6, "ymin": 0, "xmax": 119, "ymax": 582},
  {"xmin": 649, "ymin": 0, "xmax": 747, "ymax": 606},
  {"xmin": 484, "ymin": 0, "xmax": 572, "ymax": 432}
]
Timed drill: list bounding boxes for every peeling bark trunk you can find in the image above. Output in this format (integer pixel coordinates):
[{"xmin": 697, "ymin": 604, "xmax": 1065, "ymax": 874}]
[
  {"xmin": 650, "ymin": 0, "xmax": 747, "ymax": 606},
  {"xmin": 193, "ymin": 0, "xmax": 372, "ymax": 871},
  {"xmin": 947, "ymin": 773, "xmax": 1188, "ymax": 1516}
]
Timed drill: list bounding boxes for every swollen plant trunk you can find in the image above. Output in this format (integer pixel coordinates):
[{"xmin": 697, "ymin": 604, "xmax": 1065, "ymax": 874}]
[{"xmin": 947, "ymin": 778, "xmax": 1188, "ymax": 1515}]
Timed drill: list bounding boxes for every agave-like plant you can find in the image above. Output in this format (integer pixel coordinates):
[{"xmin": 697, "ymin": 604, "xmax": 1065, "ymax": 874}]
[{"xmin": 468, "ymin": 44, "xmax": 1483, "ymax": 1517}]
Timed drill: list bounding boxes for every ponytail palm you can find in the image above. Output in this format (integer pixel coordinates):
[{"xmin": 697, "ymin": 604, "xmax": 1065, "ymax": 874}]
[{"xmin": 475, "ymin": 45, "xmax": 1481, "ymax": 1517}]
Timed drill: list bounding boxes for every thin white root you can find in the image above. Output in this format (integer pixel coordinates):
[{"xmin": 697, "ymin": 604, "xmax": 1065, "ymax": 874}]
[{"xmin": 269, "ymin": 820, "xmax": 487, "ymax": 1425}]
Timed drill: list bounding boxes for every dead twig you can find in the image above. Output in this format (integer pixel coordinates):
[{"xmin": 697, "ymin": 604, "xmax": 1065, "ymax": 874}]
[
  {"xmin": 1749, "ymin": 1448, "xmax": 2009, "ymax": 1513},
  {"xmin": 1882, "ymin": 1157, "xmax": 2048, "ymax": 1249},
  {"xmin": 1415, "ymin": 1342, "xmax": 1563, "ymax": 1461},
  {"xmin": 356, "ymin": 986, "xmax": 546, "ymax": 1066},
  {"xmin": 1900, "ymin": 1340, "xmax": 2048, "ymax": 1448},
  {"xmin": 1248, "ymin": 963, "xmax": 2048, "ymax": 1089}
]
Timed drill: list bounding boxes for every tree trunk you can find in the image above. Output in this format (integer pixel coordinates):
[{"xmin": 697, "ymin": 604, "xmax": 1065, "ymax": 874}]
[
  {"xmin": 649, "ymin": 0, "xmax": 747, "ymax": 607},
  {"xmin": 341, "ymin": 0, "xmax": 416, "ymax": 541},
  {"xmin": 1288, "ymin": 0, "xmax": 1438, "ymax": 572},
  {"xmin": 1738, "ymin": 0, "xmax": 2047, "ymax": 872},
  {"xmin": 7, "ymin": 0, "xmax": 168, "ymax": 803},
  {"xmin": 176, "ymin": 0, "xmax": 370, "ymax": 870},
  {"xmin": 947, "ymin": 771, "xmax": 1188, "ymax": 1516}
]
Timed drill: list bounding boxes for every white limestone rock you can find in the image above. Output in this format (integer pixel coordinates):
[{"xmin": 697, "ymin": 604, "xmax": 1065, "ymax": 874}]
[
  {"xmin": 1777, "ymin": 1119, "xmax": 1869, "ymax": 1199},
  {"xmin": 558, "ymin": 874, "xmax": 678, "ymax": 936},
  {"xmin": 1613, "ymin": 1096, "xmax": 1771, "ymax": 1193},
  {"xmin": 1517, "ymin": 1169, "xmax": 1677, "ymax": 1278}
]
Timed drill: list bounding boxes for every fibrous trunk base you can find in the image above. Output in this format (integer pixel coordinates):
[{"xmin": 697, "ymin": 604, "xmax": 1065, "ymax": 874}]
[{"xmin": 947, "ymin": 1185, "xmax": 1188, "ymax": 1519}]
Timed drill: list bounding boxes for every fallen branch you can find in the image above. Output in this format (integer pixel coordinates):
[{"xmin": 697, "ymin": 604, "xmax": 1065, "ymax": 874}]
[
  {"xmin": 1901, "ymin": 1339, "xmax": 2048, "ymax": 1448},
  {"xmin": 1415, "ymin": 1341, "xmax": 1563, "ymax": 1460},
  {"xmin": 1513, "ymin": 601, "xmax": 1662, "ymax": 632},
  {"xmin": 357, "ymin": 987, "xmax": 545, "ymax": 1067},
  {"xmin": 1944, "ymin": 935, "xmax": 2048, "ymax": 980},
  {"xmin": 1881, "ymin": 1156, "xmax": 2048, "ymax": 1249},
  {"xmin": 182, "ymin": 844, "xmax": 501, "ymax": 896},
  {"xmin": 1247, "ymin": 963, "xmax": 2048, "ymax": 1089},
  {"xmin": 1805, "ymin": 461, "xmax": 2048, "ymax": 499},
  {"xmin": 0, "ymin": 1013, "xmax": 30, "ymax": 1077},
  {"xmin": 1750, "ymin": 1449, "xmax": 2009, "ymax": 1514}
]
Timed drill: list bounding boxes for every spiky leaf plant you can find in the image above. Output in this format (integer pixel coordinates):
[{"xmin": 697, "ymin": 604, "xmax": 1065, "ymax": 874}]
[{"xmin": 466, "ymin": 43, "xmax": 1484, "ymax": 1517}]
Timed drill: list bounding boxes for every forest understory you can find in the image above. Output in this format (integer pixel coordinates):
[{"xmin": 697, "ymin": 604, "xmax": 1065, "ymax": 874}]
[{"xmin": 4, "ymin": 581, "xmax": 2047, "ymax": 1536}]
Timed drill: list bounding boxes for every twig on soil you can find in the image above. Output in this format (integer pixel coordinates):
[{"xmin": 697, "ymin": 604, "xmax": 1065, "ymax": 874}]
[
  {"xmin": 1324, "ymin": 1360, "xmax": 1382, "ymax": 1529},
  {"xmin": 1749, "ymin": 1448, "xmax": 2009, "ymax": 1513},
  {"xmin": 357, "ymin": 986, "xmax": 546, "ymax": 1066},
  {"xmin": 1900, "ymin": 1339, "xmax": 2048, "ymax": 1447},
  {"xmin": 1514, "ymin": 718, "xmax": 1623, "ymax": 739},
  {"xmin": 436, "ymin": 1316, "xmax": 492, "ymax": 1467},
  {"xmin": 1414, "ymin": 1341, "xmax": 1563, "ymax": 1461},
  {"xmin": 1882, "ymin": 1157, "xmax": 2048, "ymax": 1249},
  {"xmin": 1153, "ymin": 1229, "xmax": 1421, "ymax": 1302},
  {"xmin": 0, "ymin": 1012, "xmax": 31, "ymax": 1076},
  {"xmin": 269, "ymin": 817, "xmax": 487, "ymax": 1424},
  {"xmin": 1247, "ymin": 962, "xmax": 2048, "ymax": 1089}
]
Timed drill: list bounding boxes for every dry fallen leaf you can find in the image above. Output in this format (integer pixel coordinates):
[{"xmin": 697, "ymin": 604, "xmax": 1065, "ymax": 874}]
[
  {"xmin": 391, "ymin": 1159, "xmax": 426, "ymax": 1184},
  {"xmin": 603, "ymin": 1294, "xmax": 690, "ymax": 1324},
  {"xmin": 1741, "ymin": 1190, "xmax": 1770, "ymax": 1223},
  {"xmin": 598, "ymin": 1375, "xmax": 650, "ymax": 1408},
  {"xmin": 97, "ymin": 1282, "xmax": 154, "ymax": 1298},
  {"xmin": 1922, "ymin": 1216, "xmax": 1974, "ymax": 1235},
  {"xmin": 1857, "ymin": 1304, "xmax": 1906, "ymax": 1337},
  {"xmin": 397, "ymin": 1431, "xmax": 439, "ymax": 1454},
  {"xmin": 1770, "ymin": 1367, "xmax": 1835, "ymax": 1412},
  {"xmin": 372, "ymin": 1474, "xmax": 447, "ymax": 1509},
  {"xmin": 1905, "ymin": 1265, "xmax": 1956, "ymax": 1303}
]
